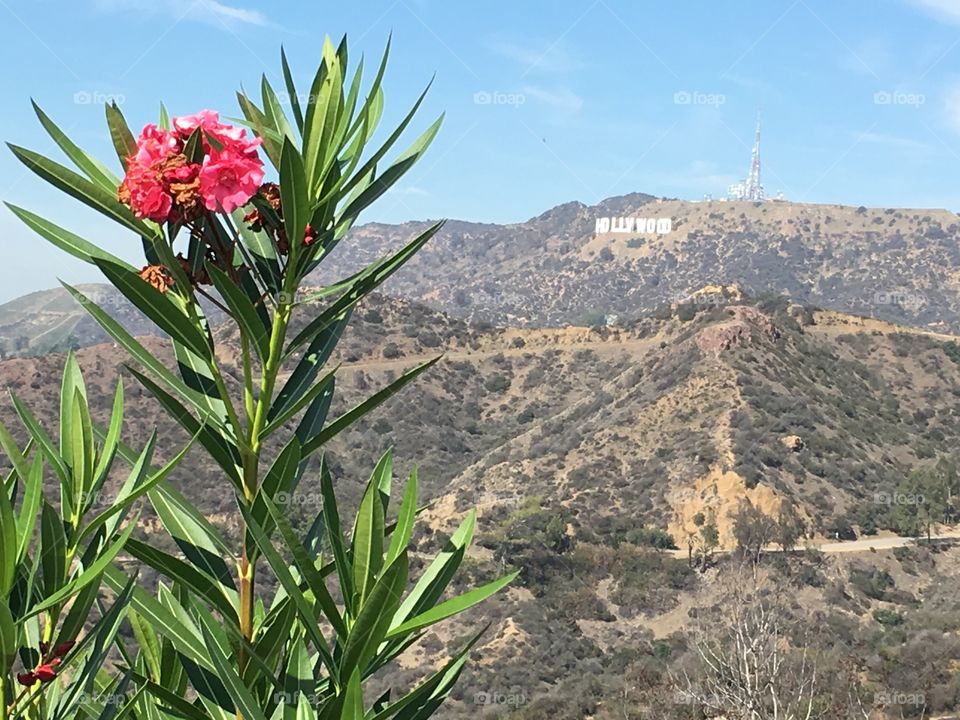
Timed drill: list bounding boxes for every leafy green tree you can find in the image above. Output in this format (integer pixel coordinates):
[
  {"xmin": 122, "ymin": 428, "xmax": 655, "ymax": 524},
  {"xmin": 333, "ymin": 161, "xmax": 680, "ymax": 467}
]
[
  {"xmin": 891, "ymin": 468, "xmax": 948, "ymax": 540},
  {"xmin": 732, "ymin": 500, "xmax": 777, "ymax": 563},
  {"xmin": 5, "ymin": 37, "xmax": 514, "ymax": 720},
  {"xmin": 699, "ymin": 523, "xmax": 719, "ymax": 570},
  {"xmin": 776, "ymin": 501, "xmax": 805, "ymax": 552}
]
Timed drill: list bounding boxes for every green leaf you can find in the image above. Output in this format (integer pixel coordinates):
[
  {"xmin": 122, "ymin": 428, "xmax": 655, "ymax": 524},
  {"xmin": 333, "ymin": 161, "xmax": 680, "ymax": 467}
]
[
  {"xmin": 92, "ymin": 379, "xmax": 124, "ymax": 492},
  {"xmin": 286, "ymin": 223, "xmax": 442, "ymax": 358},
  {"xmin": 172, "ymin": 337, "xmax": 232, "ymax": 431},
  {"xmin": 387, "ymin": 571, "xmax": 518, "ymax": 638},
  {"xmin": 61, "ymin": 283, "xmax": 218, "ymax": 422},
  {"xmin": 4, "ymin": 204, "xmax": 134, "ymax": 269},
  {"xmin": 126, "ymin": 366, "xmax": 241, "ymax": 488},
  {"xmin": 28, "ymin": 517, "xmax": 137, "ymax": 619},
  {"xmin": 40, "ymin": 499, "xmax": 67, "ymax": 598},
  {"xmin": 149, "ymin": 481, "xmax": 236, "ymax": 590},
  {"xmin": 338, "ymin": 113, "xmax": 442, "ymax": 224},
  {"xmin": 10, "ymin": 391, "xmax": 69, "ymax": 486},
  {"xmin": 261, "ymin": 496, "xmax": 346, "ymax": 637},
  {"xmin": 270, "ymin": 309, "xmax": 351, "ymax": 423},
  {"xmin": 198, "ymin": 618, "xmax": 270, "ymax": 720},
  {"xmin": 392, "ymin": 511, "xmax": 476, "ymax": 630},
  {"xmin": 262, "ymin": 367, "xmax": 336, "ymax": 439},
  {"xmin": 124, "ymin": 539, "xmax": 239, "ymax": 624},
  {"xmin": 320, "ymin": 458, "xmax": 353, "ymax": 616},
  {"xmin": 261, "ymin": 75, "xmax": 296, "ymax": 146},
  {"xmin": 339, "ymin": 553, "xmax": 408, "ymax": 680},
  {"xmin": 368, "ymin": 628, "xmax": 486, "ymax": 720},
  {"xmin": 351, "ymin": 452, "xmax": 389, "ymax": 607},
  {"xmin": 102, "ymin": 566, "xmax": 211, "ymax": 671},
  {"xmin": 105, "ymin": 101, "xmax": 136, "ymax": 169},
  {"xmin": 238, "ymin": 504, "xmax": 337, "ymax": 678},
  {"xmin": 56, "ymin": 579, "xmax": 102, "ymax": 656},
  {"xmin": 281, "ymin": 637, "xmax": 312, "ymax": 719},
  {"xmin": 301, "ymin": 357, "xmax": 439, "ymax": 456},
  {"xmin": 0, "ymin": 418, "xmax": 29, "ymax": 483},
  {"xmin": 94, "ymin": 259, "xmax": 212, "ymax": 360},
  {"xmin": 206, "ymin": 263, "xmax": 271, "ymax": 362},
  {"xmin": 16, "ymin": 456, "xmax": 44, "ymax": 564},
  {"xmin": 8, "ymin": 144, "xmax": 158, "ymax": 240},
  {"xmin": 303, "ymin": 37, "xmax": 343, "ymax": 195},
  {"xmin": 32, "ymin": 100, "xmax": 119, "ymax": 189},
  {"xmin": 280, "ymin": 136, "xmax": 309, "ymax": 267},
  {"xmin": 280, "ymin": 46, "xmax": 304, "ymax": 131},
  {"xmin": 386, "ymin": 469, "xmax": 418, "ymax": 565},
  {"xmin": 128, "ymin": 610, "xmax": 162, "ymax": 683},
  {"xmin": 236, "ymin": 92, "xmax": 283, "ymax": 168},
  {"xmin": 0, "ymin": 481, "xmax": 17, "ymax": 597},
  {"xmin": 339, "ymin": 79, "xmax": 431, "ymax": 199},
  {"xmin": 0, "ymin": 600, "xmax": 16, "ymax": 674},
  {"xmin": 342, "ymin": 668, "xmax": 364, "ymax": 720},
  {"xmin": 250, "ymin": 440, "xmax": 301, "ymax": 542},
  {"xmin": 78, "ymin": 430, "xmax": 161, "ymax": 544}
]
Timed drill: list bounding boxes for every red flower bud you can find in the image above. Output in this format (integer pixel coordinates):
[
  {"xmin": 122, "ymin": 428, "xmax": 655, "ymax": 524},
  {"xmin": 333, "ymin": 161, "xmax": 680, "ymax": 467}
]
[
  {"xmin": 38, "ymin": 641, "xmax": 49, "ymax": 656},
  {"xmin": 16, "ymin": 672, "xmax": 38, "ymax": 687},
  {"xmin": 303, "ymin": 223, "xmax": 317, "ymax": 247},
  {"xmin": 53, "ymin": 641, "xmax": 75, "ymax": 658},
  {"xmin": 34, "ymin": 663, "xmax": 58, "ymax": 683}
]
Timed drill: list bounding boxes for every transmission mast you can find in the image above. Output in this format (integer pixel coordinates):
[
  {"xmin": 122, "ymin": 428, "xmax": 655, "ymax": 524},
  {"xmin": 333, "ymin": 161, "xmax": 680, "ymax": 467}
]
[{"xmin": 743, "ymin": 112, "xmax": 764, "ymax": 201}]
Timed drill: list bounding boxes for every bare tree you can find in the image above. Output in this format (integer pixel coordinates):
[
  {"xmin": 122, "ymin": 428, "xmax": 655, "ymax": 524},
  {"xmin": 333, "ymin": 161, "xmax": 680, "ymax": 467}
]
[{"xmin": 674, "ymin": 568, "xmax": 819, "ymax": 719}]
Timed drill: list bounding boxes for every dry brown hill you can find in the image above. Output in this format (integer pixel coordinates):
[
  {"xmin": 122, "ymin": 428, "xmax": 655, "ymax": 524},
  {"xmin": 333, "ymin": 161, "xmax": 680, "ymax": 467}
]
[{"xmin": 4, "ymin": 293, "xmax": 960, "ymax": 717}]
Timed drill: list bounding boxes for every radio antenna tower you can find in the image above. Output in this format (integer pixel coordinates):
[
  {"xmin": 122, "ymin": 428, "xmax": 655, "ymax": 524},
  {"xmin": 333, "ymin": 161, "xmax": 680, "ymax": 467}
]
[{"xmin": 743, "ymin": 111, "xmax": 764, "ymax": 201}]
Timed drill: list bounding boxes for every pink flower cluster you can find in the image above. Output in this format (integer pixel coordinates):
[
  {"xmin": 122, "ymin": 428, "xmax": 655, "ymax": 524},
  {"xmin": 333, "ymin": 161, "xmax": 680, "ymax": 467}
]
[{"xmin": 118, "ymin": 110, "xmax": 265, "ymax": 223}]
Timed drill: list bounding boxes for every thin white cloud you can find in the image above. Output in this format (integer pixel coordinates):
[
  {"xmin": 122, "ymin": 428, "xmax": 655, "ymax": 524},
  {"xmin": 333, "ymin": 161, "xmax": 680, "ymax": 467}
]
[
  {"xmin": 854, "ymin": 130, "xmax": 931, "ymax": 152},
  {"xmin": 907, "ymin": 0, "xmax": 960, "ymax": 24},
  {"xmin": 489, "ymin": 39, "xmax": 580, "ymax": 74},
  {"xmin": 389, "ymin": 186, "xmax": 432, "ymax": 197},
  {"xmin": 945, "ymin": 81, "xmax": 960, "ymax": 132},
  {"xmin": 521, "ymin": 85, "xmax": 584, "ymax": 113},
  {"xmin": 95, "ymin": 0, "xmax": 267, "ymax": 28}
]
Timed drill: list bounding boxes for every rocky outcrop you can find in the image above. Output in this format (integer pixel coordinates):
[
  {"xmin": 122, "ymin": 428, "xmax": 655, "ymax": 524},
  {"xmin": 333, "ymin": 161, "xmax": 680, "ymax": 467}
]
[{"xmin": 696, "ymin": 306, "xmax": 781, "ymax": 355}]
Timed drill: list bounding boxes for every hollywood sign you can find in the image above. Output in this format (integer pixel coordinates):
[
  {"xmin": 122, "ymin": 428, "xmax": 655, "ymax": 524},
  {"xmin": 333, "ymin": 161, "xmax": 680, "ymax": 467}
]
[{"xmin": 595, "ymin": 217, "xmax": 672, "ymax": 235}]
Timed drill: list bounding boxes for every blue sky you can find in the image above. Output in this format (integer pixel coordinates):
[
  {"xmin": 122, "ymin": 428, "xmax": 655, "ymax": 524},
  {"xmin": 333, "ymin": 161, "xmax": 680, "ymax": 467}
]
[{"xmin": 0, "ymin": 0, "xmax": 959, "ymax": 300}]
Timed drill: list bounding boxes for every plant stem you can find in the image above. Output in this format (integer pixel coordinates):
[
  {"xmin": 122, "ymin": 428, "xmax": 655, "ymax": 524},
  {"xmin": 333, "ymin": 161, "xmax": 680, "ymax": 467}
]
[{"xmin": 236, "ymin": 301, "xmax": 293, "ymax": 717}]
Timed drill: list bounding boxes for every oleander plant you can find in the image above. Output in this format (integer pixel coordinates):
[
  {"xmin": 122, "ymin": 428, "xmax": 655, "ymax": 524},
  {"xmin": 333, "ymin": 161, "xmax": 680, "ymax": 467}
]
[{"xmin": 1, "ymin": 36, "xmax": 515, "ymax": 720}]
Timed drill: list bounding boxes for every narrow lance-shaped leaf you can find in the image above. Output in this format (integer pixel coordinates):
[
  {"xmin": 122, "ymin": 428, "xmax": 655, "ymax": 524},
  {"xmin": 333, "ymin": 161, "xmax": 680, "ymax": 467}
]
[
  {"xmin": 32, "ymin": 101, "xmax": 119, "ymax": 189},
  {"xmin": 351, "ymin": 452, "xmax": 390, "ymax": 607},
  {"xmin": 27, "ymin": 517, "xmax": 138, "ymax": 619},
  {"xmin": 0, "ymin": 479, "xmax": 17, "ymax": 597},
  {"xmin": 95, "ymin": 259, "xmax": 212, "ymax": 361},
  {"xmin": 301, "ymin": 357, "xmax": 440, "ymax": 456},
  {"xmin": 5, "ymin": 204, "xmax": 134, "ymax": 269},
  {"xmin": 105, "ymin": 101, "xmax": 136, "ymax": 169},
  {"xmin": 387, "ymin": 571, "xmax": 518, "ymax": 638},
  {"xmin": 8, "ymin": 144, "xmax": 158, "ymax": 241}
]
